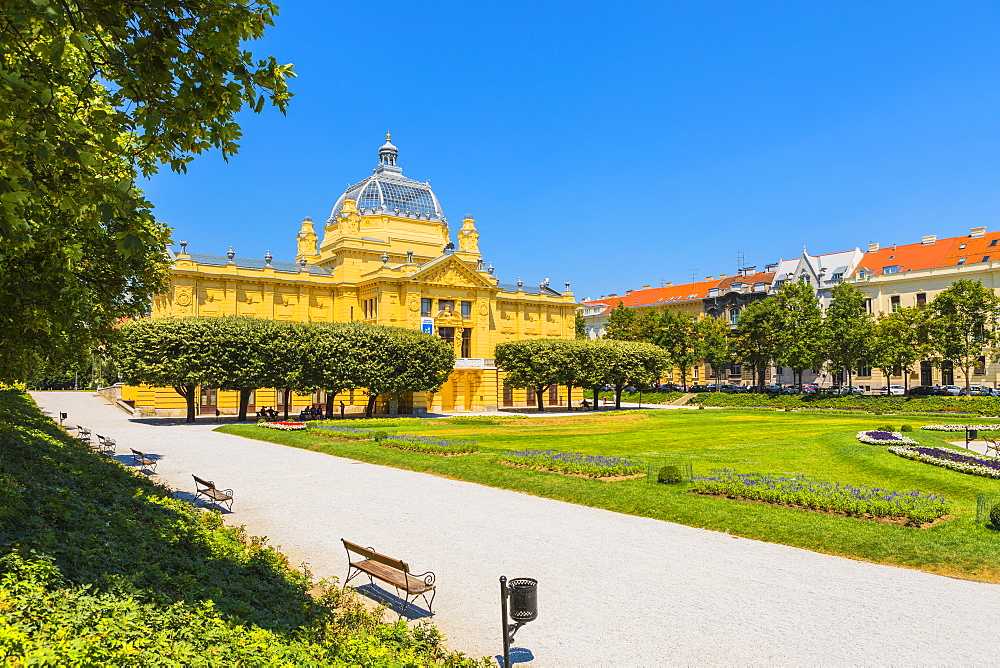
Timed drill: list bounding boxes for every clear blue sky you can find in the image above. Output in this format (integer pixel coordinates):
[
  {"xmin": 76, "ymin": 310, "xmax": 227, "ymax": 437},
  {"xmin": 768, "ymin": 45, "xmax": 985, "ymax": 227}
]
[{"xmin": 142, "ymin": 0, "xmax": 1000, "ymax": 301}]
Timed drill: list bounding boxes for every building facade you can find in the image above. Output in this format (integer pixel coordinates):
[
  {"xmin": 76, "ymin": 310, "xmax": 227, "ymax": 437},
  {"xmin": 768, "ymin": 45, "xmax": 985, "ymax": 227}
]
[{"xmin": 127, "ymin": 137, "xmax": 579, "ymax": 416}]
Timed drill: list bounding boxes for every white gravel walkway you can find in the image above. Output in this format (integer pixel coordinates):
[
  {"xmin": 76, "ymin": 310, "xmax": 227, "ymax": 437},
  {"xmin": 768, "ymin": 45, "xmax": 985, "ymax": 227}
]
[{"xmin": 32, "ymin": 391, "xmax": 1000, "ymax": 665}]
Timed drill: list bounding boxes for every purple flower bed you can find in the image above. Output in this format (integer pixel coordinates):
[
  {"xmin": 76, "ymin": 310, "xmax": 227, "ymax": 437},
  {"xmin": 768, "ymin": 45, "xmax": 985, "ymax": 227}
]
[
  {"xmin": 856, "ymin": 430, "xmax": 918, "ymax": 445},
  {"xmin": 889, "ymin": 445, "xmax": 1000, "ymax": 479},
  {"xmin": 500, "ymin": 449, "xmax": 644, "ymax": 477}
]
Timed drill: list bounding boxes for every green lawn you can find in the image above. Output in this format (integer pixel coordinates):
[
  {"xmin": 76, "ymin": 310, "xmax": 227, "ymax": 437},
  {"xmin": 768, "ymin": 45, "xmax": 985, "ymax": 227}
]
[{"xmin": 219, "ymin": 409, "xmax": 1000, "ymax": 581}]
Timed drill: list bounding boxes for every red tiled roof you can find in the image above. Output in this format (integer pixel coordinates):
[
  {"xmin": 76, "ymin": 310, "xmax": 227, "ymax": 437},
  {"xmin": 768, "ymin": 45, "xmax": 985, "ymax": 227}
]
[
  {"xmin": 584, "ymin": 278, "xmax": 727, "ymax": 310},
  {"xmin": 854, "ymin": 230, "xmax": 1000, "ymax": 276},
  {"xmin": 714, "ymin": 271, "xmax": 775, "ymax": 290}
]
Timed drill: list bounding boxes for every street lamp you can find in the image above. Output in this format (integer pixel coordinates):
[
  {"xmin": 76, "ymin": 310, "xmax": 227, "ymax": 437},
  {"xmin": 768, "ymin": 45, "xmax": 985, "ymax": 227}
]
[{"xmin": 499, "ymin": 575, "xmax": 537, "ymax": 668}]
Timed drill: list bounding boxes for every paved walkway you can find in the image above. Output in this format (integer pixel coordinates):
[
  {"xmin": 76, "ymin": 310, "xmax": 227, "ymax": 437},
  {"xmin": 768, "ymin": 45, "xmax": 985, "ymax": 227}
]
[{"xmin": 33, "ymin": 391, "xmax": 1000, "ymax": 665}]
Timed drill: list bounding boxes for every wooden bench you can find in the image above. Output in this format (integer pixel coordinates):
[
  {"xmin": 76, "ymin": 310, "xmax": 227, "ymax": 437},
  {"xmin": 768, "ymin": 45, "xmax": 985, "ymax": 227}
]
[
  {"xmin": 341, "ymin": 539, "xmax": 436, "ymax": 616},
  {"xmin": 76, "ymin": 426, "xmax": 91, "ymax": 443},
  {"xmin": 985, "ymin": 437, "xmax": 1000, "ymax": 457},
  {"xmin": 95, "ymin": 434, "xmax": 116, "ymax": 455},
  {"xmin": 130, "ymin": 448, "xmax": 158, "ymax": 473},
  {"xmin": 192, "ymin": 475, "xmax": 233, "ymax": 512}
]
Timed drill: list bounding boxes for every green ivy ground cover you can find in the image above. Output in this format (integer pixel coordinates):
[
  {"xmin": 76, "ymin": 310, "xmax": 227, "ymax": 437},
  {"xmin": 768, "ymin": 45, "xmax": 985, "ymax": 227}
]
[
  {"xmin": 0, "ymin": 389, "xmax": 484, "ymax": 666},
  {"xmin": 222, "ymin": 409, "xmax": 1000, "ymax": 582}
]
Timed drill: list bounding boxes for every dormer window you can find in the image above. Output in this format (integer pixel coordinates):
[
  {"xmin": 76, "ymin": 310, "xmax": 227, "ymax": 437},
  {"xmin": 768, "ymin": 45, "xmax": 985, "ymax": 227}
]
[
  {"xmin": 959, "ymin": 244, "xmax": 967, "ymax": 249},
  {"xmin": 991, "ymin": 239, "xmax": 999, "ymax": 247},
  {"xmin": 958, "ymin": 258, "xmax": 967, "ymax": 265},
  {"xmin": 831, "ymin": 272, "xmax": 843, "ymax": 281},
  {"xmin": 882, "ymin": 266, "xmax": 901, "ymax": 274}
]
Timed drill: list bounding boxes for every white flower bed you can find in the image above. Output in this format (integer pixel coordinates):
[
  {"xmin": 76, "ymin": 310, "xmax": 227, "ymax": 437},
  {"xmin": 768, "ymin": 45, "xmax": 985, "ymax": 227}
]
[
  {"xmin": 889, "ymin": 445, "xmax": 1000, "ymax": 479},
  {"xmin": 257, "ymin": 421, "xmax": 306, "ymax": 431},
  {"xmin": 856, "ymin": 430, "xmax": 918, "ymax": 446},
  {"xmin": 920, "ymin": 424, "xmax": 1000, "ymax": 432}
]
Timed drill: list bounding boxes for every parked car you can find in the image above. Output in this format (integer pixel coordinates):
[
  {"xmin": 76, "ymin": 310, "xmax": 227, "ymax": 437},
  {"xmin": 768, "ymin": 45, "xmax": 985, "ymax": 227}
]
[
  {"xmin": 882, "ymin": 385, "xmax": 906, "ymax": 396},
  {"xmin": 960, "ymin": 385, "xmax": 996, "ymax": 396},
  {"xmin": 800, "ymin": 384, "xmax": 819, "ymax": 394},
  {"xmin": 908, "ymin": 385, "xmax": 936, "ymax": 396},
  {"xmin": 823, "ymin": 386, "xmax": 864, "ymax": 396},
  {"xmin": 762, "ymin": 384, "xmax": 783, "ymax": 395},
  {"xmin": 688, "ymin": 385, "xmax": 709, "ymax": 393},
  {"xmin": 941, "ymin": 385, "xmax": 962, "ymax": 396}
]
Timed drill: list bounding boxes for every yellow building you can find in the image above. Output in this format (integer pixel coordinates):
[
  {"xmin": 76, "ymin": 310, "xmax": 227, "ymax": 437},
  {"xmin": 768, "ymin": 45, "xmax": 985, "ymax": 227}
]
[{"xmin": 128, "ymin": 136, "xmax": 579, "ymax": 416}]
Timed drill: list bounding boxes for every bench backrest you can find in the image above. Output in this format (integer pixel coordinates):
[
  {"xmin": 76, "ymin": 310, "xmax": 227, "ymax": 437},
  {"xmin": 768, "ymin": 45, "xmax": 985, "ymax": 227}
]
[
  {"xmin": 342, "ymin": 539, "xmax": 409, "ymax": 574},
  {"xmin": 193, "ymin": 475, "xmax": 215, "ymax": 490},
  {"xmin": 131, "ymin": 448, "xmax": 145, "ymax": 457}
]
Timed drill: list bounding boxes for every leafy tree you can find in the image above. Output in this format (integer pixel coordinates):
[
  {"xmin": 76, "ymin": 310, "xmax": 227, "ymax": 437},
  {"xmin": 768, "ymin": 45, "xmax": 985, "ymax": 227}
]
[
  {"xmin": 604, "ymin": 301, "xmax": 638, "ymax": 341},
  {"xmin": 495, "ymin": 339, "xmax": 578, "ymax": 412},
  {"xmin": 823, "ymin": 282, "xmax": 873, "ymax": 388},
  {"xmin": 700, "ymin": 316, "xmax": 733, "ymax": 390},
  {"xmin": 773, "ymin": 281, "xmax": 824, "ymax": 387},
  {"xmin": 633, "ymin": 309, "xmax": 663, "ymax": 343},
  {"xmin": 869, "ymin": 307, "xmax": 927, "ymax": 391},
  {"xmin": 199, "ymin": 317, "xmax": 290, "ymax": 421},
  {"xmin": 734, "ymin": 299, "xmax": 785, "ymax": 388},
  {"xmin": 654, "ymin": 310, "xmax": 705, "ymax": 390},
  {"xmin": 355, "ymin": 326, "xmax": 454, "ymax": 417},
  {"xmin": 577, "ymin": 340, "xmax": 669, "ymax": 409},
  {"xmin": 574, "ymin": 311, "xmax": 588, "ymax": 339},
  {"xmin": 926, "ymin": 279, "xmax": 1000, "ymax": 394},
  {"xmin": 0, "ymin": 0, "xmax": 293, "ymax": 379},
  {"xmin": 292, "ymin": 323, "xmax": 362, "ymax": 418},
  {"xmin": 115, "ymin": 318, "xmax": 218, "ymax": 422}
]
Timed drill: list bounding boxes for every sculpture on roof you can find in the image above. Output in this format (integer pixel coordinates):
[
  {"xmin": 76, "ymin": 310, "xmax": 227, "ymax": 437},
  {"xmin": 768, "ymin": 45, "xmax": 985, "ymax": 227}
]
[{"xmin": 457, "ymin": 215, "xmax": 479, "ymax": 254}]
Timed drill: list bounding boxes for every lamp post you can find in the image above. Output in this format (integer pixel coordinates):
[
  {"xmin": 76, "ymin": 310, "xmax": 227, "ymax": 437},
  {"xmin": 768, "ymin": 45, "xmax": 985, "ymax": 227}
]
[{"xmin": 499, "ymin": 575, "xmax": 537, "ymax": 668}]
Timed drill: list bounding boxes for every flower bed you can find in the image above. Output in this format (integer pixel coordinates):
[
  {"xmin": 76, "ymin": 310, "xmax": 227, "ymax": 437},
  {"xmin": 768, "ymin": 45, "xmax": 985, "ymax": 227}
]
[
  {"xmin": 919, "ymin": 424, "xmax": 1000, "ymax": 432},
  {"xmin": 257, "ymin": 421, "xmax": 307, "ymax": 431},
  {"xmin": 378, "ymin": 434, "xmax": 478, "ymax": 455},
  {"xmin": 309, "ymin": 424, "xmax": 389, "ymax": 440},
  {"xmin": 888, "ymin": 445, "xmax": 1000, "ymax": 479},
  {"xmin": 690, "ymin": 472, "xmax": 950, "ymax": 525},
  {"xmin": 856, "ymin": 430, "xmax": 917, "ymax": 446},
  {"xmin": 499, "ymin": 449, "xmax": 644, "ymax": 478}
]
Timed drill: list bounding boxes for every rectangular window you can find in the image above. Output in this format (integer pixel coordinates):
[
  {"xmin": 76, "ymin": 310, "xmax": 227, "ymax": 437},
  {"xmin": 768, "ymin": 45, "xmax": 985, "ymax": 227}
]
[
  {"xmin": 975, "ymin": 356, "xmax": 987, "ymax": 375},
  {"xmin": 916, "ymin": 293, "xmax": 926, "ymax": 307},
  {"xmin": 882, "ymin": 266, "xmax": 901, "ymax": 274},
  {"xmin": 942, "ymin": 360, "xmax": 954, "ymax": 385},
  {"xmin": 890, "ymin": 295, "xmax": 900, "ymax": 313},
  {"xmin": 502, "ymin": 381, "xmax": 513, "ymax": 407},
  {"xmin": 693, "ymin": 366, "xmax": 699, "ymax": 380},
  {"xmin": 865, "ymin": 298, "xmax": 872, "ymax": 314},
  {"xmin": 526, "ymin": 387, "xmax": 536, "ymax": 405},
  {"xmin": 460, "ymin": 328, "xmax": 471, "ymax": 357},
  {"xmin": 983, "ymin": 256, "xmax": 992, "ymax": 263},
  {"xmin": 990, "ymin": 239, "xmax": 999, "ymax": 247},
  {"xmin": 857, "ymin": 364, "xmax": 872, "ymax": 377},
  {"xmin": 958, "ymin": 258, "xmax": 967, "ymax": 265},
  {"xmin": 438, "ymin": 299, "xmax": 454, "ymax": 313},
  {"xmin": 438, "ymin": 327, "xmax": 455, "ymax": 345},
  {"xmin": 548, "ymin": 385, "xmax": 559, "ymax": 404},
  {"xmin": 460, "ymin": 301, "xmax": 472, "ymax": 318},
  {"xmin": 421, "ymin": 298, "xmax": 432, "ymax": 317},
  {"xmin": 363, "ymin": 298, "xmax": 378, "ymax": 319}
]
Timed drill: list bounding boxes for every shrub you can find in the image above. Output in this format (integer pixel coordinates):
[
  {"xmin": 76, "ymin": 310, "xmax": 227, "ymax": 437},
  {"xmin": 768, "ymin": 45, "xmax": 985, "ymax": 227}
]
[
  {"xmin": 690, "ymin": 393, "xmax": 1000, "ymax": 416},
  {"xmin": 991, "ymin": 503, "xmax": 1000, "ymax": 530},
  {"xmin": 658, "ymin": 465, "xmax": 683, "ymax": 484},
  {"xmin": 900, "ymin": 424, "xmax": 914, "ymax": 432}
]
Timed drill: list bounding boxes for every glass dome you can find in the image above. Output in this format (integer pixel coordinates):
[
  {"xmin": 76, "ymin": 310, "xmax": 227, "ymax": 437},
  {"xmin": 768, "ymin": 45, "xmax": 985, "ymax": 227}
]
[{"xmin": 329, "ymin": 138, "xmax": 444, "ymax": 221}]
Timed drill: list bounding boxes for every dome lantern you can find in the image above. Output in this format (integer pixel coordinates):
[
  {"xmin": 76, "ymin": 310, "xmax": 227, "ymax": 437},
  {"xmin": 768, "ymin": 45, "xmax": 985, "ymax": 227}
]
[{"xmin": 378, "ymin": 133, "xmax": 398, "ymax": 168}]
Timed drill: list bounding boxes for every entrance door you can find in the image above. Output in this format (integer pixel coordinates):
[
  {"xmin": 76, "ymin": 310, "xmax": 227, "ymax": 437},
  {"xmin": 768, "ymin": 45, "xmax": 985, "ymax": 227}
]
[
  {"xmin": 942, "ymin": 361, "xmax": 954, "ymax": 386},
  {"xmin": 920, "ymin": 361, "xmax": 932, "ymax": 386},
  {"xmin": 548, "ymin": 385, "xmax": 559, "ymax": 405},
  {"xmin": 200, "ymin": 387, "xmax": 217, "ymax": 414},
  {"xmin": 502, "ymin": 381, "xmax": 514, "ymax": 407}
]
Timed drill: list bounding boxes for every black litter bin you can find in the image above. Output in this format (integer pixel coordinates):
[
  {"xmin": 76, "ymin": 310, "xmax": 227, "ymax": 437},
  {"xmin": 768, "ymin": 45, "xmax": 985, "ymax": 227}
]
[{"xmin": 508, "ymin": 578, "xmax": 537, "ymax": 623}]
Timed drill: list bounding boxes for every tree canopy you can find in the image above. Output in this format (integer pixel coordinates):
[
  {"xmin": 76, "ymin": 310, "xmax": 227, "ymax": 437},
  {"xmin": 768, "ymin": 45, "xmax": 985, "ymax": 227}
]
[
  {"xmin": 926, "ymin": 279, "xmax": 1000, "ymax": 394},
  {"xmin": 822, "ymin": 282, "xmax": 873, "ymax": 388},
  {"xmin": 0, "ymin": 0, "xmax": 294, "ymax": 379},
  {"xmin": 495, "ymin": 339, "xmax": 579, "ymax": 412}
]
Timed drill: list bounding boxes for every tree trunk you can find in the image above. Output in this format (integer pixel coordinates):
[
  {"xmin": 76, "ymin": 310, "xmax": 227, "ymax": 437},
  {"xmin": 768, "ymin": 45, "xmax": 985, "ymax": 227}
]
[
  {"xmin": 680, "ymin": 369, "xmax": 687, "ymax": 391},
  {"xmin": 282, "ymin": 389, "xmax": 290, "ymax": 420},
  {"xmin": 238, "ymin": 389, "xmax": 251, "ymax": 421},
  {"xmin": 883, "ymin": 370, "xmax": 891, "ymax": 394},
  {"xmin": 174, "ymin": 385, "xmax": 197, "ymax": 423},
  {"xmin": 325, "ymin": 392, "xmax": 337, "ymax": 419},
  {"xmin": 593, "ymin": 385, "xmax": 600, "ymax": 411},
  {"xmin": 615, "ymin": 385, "xmax": 622, "ymax": 409},
  {"xmin": 536, "ymin": 385, "xmax": 545, "ymax": 412},
  {"xmin": 366, "ymin": 394, "xmax": 378, "ymax": 418},
  {"xmin": 566, "ymin": 384, "xmax": 572, "ymax": 411}
]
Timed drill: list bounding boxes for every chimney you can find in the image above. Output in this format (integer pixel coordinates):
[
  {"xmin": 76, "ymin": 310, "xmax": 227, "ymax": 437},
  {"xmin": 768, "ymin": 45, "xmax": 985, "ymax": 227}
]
[
  {"xmin": 608, "ymin": 293, "xmax": 617, "ymax": 297},
  {"xmin": 705, "ymin": 276, "xmax": 714, "ymax": 281},
  {"xmin": 642, "ymin": 285, "xmax": 651, "ymax": 290},
  {"xmin": 971, "ymin": 226, "xmax": 987, "ymax": 238},
  {"xmin": 664, "ymin": 282, "xmax": 673, "ymax": 287},
  {"xmin": 921, "ymin": 235, "xmax": 936, "ymax": 245},
  {"xmin": 868, "ymin": 242, "xmax": 879, "ymax": 252},
  {"xmin": 765, "ymin": 263, "xmax": 778, "ymax": 272}
]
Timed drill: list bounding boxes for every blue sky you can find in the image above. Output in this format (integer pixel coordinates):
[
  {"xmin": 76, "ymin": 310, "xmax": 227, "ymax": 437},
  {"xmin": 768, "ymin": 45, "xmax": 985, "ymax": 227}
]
[{"xmin": 142, "ymin": 0, "xmax": 1000, "ymax": 301}]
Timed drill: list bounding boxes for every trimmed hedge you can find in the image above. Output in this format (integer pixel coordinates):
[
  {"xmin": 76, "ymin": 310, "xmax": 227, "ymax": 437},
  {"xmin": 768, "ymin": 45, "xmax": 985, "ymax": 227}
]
[
  {"xmin": 589, "ymin": 390, "xmax": 683, "ymax": 404},
  {"xmin": 0, "ymin": 389, "xmax": 484, "ymax": 665},
  {"xmin": 689, "ymin": 392, "xmax": 1000, "ymax": 416}
]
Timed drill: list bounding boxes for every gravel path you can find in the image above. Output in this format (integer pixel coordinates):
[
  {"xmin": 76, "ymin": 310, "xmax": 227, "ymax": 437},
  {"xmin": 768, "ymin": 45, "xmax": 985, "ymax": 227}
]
[{"xmin": 33, "ymin": 391, "xmax": 1000, "ymax": 665}]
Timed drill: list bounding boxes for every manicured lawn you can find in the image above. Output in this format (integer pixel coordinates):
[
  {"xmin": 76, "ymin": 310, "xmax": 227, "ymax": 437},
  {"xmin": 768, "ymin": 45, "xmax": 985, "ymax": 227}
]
[{"xmin": 219, "ymin": 409, "xmax": 1000, "ymax": 581}]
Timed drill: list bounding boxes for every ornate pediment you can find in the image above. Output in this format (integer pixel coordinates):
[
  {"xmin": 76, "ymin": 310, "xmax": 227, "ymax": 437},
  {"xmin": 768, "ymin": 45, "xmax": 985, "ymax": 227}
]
[{"xmin": 408, "ymin": 256, "xmax": 495, "ymax": 289}]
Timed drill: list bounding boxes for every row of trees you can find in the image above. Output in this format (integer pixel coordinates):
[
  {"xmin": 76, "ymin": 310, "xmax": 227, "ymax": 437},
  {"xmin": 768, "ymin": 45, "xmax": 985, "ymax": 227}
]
[
  {"xmin": 115, "ymin": 317, "xmax": 454, "ymax": 422},
  {"xmin": 601, "ymin": 279, "xmax": 1000, "ymax": 395},
  {"xmin": 495, "ymin": 339, "xmax": 669, "ymax": 411}
]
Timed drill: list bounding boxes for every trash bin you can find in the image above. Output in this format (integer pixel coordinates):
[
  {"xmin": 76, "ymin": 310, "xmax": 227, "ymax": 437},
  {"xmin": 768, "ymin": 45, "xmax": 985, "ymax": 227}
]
[{"xmin": 508, "ymin": 578, "xmax": 537, "ymax": 623}]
